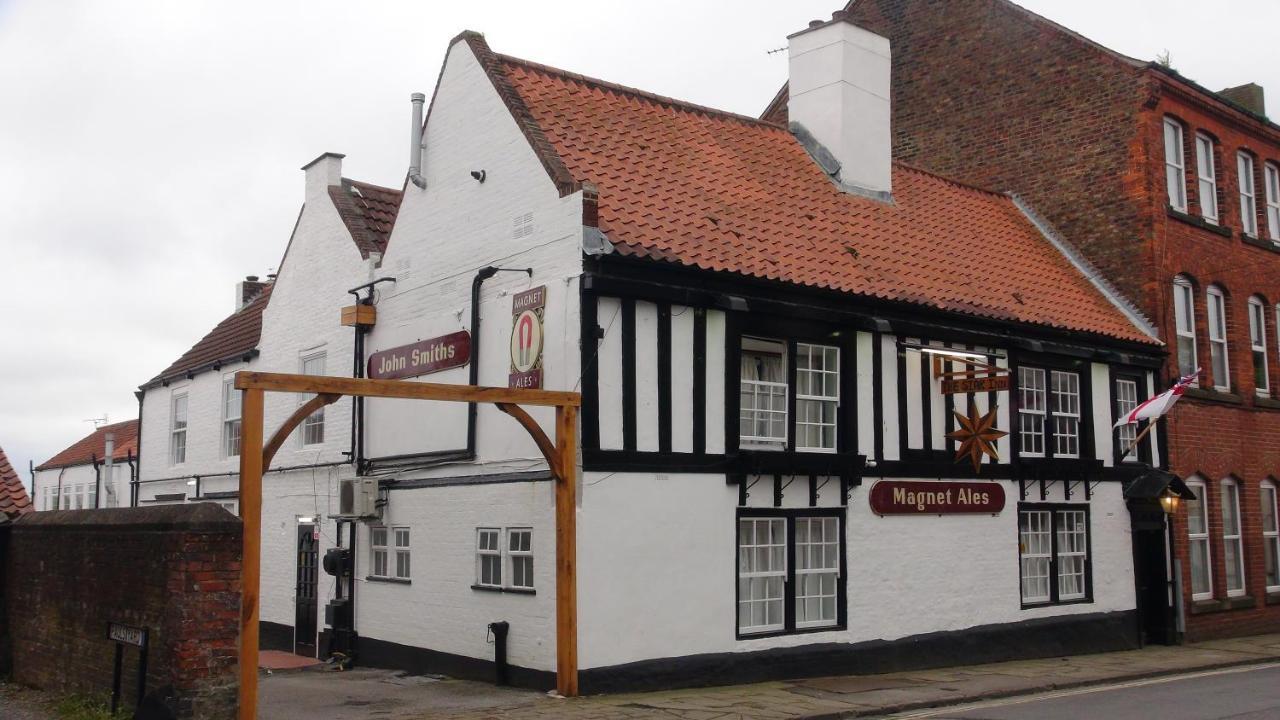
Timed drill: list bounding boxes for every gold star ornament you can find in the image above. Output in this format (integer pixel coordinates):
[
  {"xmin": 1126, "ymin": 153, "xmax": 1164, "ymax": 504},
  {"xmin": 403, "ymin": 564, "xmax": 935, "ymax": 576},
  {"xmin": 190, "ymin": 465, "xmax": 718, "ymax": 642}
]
[{"xmin": 946, "ymin": 402, "xmax": 1009, "ymax": 473}]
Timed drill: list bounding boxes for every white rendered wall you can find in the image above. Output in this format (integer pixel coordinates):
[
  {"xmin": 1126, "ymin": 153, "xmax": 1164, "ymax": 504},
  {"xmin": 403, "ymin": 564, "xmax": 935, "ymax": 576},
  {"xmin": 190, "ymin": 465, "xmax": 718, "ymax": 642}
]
[
  {"xmin": 577, "ymin": 470, "xmax": 1136, "ymax": 669},
  {"xmin": 356, "ymin": 481, "xmax": 557, "ymax": 671},
  {"xmin": 362, "ymin": 38, "xmax": 585, "ymax": 472},
  {"xmin": 137, "ymin": 359, "xmax": 254, "ymax": 486},
  {"xmin": 32, "ymin": 462, "xmax": 130, "ymax": 510}
]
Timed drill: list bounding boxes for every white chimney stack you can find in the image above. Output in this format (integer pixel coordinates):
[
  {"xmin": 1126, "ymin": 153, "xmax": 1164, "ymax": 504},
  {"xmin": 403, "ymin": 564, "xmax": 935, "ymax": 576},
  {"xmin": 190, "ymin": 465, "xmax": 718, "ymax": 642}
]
[
  {"xmin": 787, "ymin": 12, "xmax": 892, "ymax": 198},
  {"xmin": 301, "ymin": 151, "xmax": 345, "ymax": 200}
]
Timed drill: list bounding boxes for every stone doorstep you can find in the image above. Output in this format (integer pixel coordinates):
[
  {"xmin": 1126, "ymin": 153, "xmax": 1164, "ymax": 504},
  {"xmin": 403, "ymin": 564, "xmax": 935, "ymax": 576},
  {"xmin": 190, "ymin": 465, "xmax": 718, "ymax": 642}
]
[{"xmin": 258, "ymin": 650, "xmax": 325, "ymax": 674}]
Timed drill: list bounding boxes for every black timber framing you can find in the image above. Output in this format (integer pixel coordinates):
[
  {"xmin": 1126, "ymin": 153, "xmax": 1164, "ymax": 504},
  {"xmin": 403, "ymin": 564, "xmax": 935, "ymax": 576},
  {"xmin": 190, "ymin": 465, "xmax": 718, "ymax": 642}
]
[
  {"xmin": 657, "ymin": 302, "xmax": 673, "ymax": 453},
  {"xmin": 580, "ymin": 287, "xmax": 601, "ymax": 451},
  {"xmin": 693, "ymin": 308, "xmax": 707, "ymax": 455},
  {"xmin": 620, "ymin": 298, "xmax": 637, "ymax": 452}
]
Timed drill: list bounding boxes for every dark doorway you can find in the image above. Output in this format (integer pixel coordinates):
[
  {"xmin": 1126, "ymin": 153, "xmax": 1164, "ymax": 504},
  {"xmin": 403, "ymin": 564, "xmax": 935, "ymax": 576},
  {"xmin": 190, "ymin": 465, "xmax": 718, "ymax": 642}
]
[
  {"xmin": 1130, "ymin": 500, "xmax": 1175, "ymax": 645},
  {"xmin": 295, "ymin": 523, "xmax": 319, "ymax": 657}
]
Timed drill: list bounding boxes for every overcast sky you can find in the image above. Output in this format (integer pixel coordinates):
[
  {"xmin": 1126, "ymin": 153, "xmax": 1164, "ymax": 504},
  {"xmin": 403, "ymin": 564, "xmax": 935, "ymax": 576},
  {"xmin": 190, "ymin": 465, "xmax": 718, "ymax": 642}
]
[{"xmin": 2, "ymin": 0, "xmax": 1277, "ymax": 490}]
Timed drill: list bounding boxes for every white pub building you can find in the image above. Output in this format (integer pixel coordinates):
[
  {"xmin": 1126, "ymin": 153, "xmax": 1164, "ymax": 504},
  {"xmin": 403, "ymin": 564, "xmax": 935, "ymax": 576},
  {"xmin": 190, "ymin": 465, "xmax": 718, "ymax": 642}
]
[{"xmin": 136, "ymin": 15, "xmax": 1180, "ymax": 691}]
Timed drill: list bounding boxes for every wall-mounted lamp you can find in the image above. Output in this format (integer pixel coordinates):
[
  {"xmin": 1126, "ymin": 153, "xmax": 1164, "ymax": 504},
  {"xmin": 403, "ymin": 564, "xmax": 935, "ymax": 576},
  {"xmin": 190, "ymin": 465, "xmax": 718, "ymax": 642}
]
[
  {"xmin": 470, "ymin": 170, "xmax": 486, "ymax": 183},
  {"xmin": 1159, "ymin": 488, "xmax": 1181, "ymax": 515}
]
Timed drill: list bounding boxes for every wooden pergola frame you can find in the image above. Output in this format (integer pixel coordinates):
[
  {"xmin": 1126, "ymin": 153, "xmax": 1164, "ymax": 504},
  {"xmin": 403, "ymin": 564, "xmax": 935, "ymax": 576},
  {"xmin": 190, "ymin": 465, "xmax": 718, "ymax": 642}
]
[{"xmin": 234, "ymin": 371, "xmax": 582, "ymax": 719}]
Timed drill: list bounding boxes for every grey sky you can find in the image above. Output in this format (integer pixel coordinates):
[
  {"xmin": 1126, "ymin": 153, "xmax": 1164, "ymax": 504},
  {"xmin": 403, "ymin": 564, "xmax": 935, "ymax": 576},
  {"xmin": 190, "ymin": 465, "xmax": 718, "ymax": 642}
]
[{"xmin": 2, "ymin": 0, "xmax": 1276, "ymax": 490}]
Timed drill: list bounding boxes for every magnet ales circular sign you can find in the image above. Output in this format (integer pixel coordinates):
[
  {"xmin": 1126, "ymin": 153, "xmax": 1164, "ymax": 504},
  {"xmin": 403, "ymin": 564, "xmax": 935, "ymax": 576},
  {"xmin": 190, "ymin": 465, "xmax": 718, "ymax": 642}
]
[{"xmin": 868, "ymin": 480, "xmax": 1005, "ymax": 516}]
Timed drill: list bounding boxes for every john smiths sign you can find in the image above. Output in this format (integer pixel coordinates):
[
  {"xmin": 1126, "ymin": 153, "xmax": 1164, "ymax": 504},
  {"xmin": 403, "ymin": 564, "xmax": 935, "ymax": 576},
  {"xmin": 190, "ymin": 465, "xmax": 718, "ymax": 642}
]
[
  {"xmin": 868, "ymin": 480, "xmax": 1005, "ymax": 516},
  {"xmin": 368, "ymin": 331, "xmax": 471, "ymax": 380}
]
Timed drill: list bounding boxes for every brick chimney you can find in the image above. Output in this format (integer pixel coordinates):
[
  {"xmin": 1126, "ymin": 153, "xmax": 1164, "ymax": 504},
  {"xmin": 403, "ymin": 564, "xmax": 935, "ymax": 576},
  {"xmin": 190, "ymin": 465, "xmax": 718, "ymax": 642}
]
[
  {"xmin": 1218, "ymin": 83, "xmax": 1266, "ymax": 117},
  {"xmin": 235, "ymin": 275, "xmax": 269, "ymax": 310},
  {"xmin": 787, "ymin": 11, "xmax": 892, "ymax": 199},
  {"xmin": 301, "ymin": 151, "xmax": 345, "ymax": 200}
]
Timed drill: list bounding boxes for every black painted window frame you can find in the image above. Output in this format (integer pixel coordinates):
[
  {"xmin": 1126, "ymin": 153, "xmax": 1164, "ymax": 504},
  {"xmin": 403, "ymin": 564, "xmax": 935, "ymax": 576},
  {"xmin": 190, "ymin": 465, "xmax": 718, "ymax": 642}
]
[
  {"xmin": 735, "ymin": 506, "xmax": 848, "ymax": 640},
  {"xmin": 1110, "ymin": 368, "xmax": 1152, "ymax": 466},
  {"xmin": 1017, "ymin": 502, "xmax": 1094, "ymax": 609}
]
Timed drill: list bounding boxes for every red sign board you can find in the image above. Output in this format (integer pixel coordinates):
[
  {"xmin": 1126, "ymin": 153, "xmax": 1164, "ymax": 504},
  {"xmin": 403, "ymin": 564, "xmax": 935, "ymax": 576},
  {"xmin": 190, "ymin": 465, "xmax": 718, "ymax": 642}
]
[
  {"xmin": 868, "ymin": 480, "xmax": 1005, "ymax": 516},
  {"xmin": 368, "ymin": 331, "xmax": 471, "ymax": 380},
  {"xmin": 941, "ymin": 375, "xmax": 1011, "ymax": 395}
]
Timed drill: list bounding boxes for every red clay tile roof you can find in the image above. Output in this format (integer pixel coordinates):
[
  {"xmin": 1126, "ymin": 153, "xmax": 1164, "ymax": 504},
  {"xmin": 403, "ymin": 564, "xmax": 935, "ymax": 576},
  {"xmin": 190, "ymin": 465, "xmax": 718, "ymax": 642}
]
[
  {"xmin": 479, "ymin": 47, "xmax": 1155, "ymax": 345},
  {"xmin": 146, "ymin": 284, "xmax": 272, "ymax": 386},
  {"xmin": 0, "ymin": 445, "xmax": 33, "ymax": 518},
  {"xmin": 35, "ymin": 420, "xmax": 140, "ymax": 471},
  {"xmin": 329, "ymin": 179, "xmax": 402, "ymax": 259}
]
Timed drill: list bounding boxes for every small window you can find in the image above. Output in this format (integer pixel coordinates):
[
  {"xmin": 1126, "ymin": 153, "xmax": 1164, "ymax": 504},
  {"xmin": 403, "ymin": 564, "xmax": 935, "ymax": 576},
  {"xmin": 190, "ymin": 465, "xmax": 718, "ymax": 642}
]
[
  {"xmin": 1207, "ymin": 286, "xmax": 1230, "ymax": 391},
  {"xmin": 1262, "ymin": 481, "xmax": 1279, "ymax": 592},
  {"xmin": 1173, "ymin": 276, "xmax": 1198, "ymax": 378},
  {"xmin": 1018, "ymin": 367, "xmax": 1046, "ymax": 457},
  {"xmin": 476, "ymin": 528, "xmax": 502, "ymax": 587},
  {"xmin": 370, "ymin": 527, "xmax": 389, "ymax": 578},
  {"xmin": 794, "ymin": 517, "xmax": 840, "ymax": 628},
  {"xmin": 1165, "ymin": 119, "xmax": 1188, "ymax": 211},
  {"xmin": 1186, "ymin": 477, "xmax": 1213, "ymax": 600},
  {"xmin": 1249, "ymin": 297, "xmax": 1269, "ymax": 395},
  {"xmin": 1265, "ymin": 163, "xmax": 1280, "ymax": 242},
  {"xmin": 1019, "ymin": 506, "xmax": 1091, "ymax": 606},
  {"xmin": 795, "ymin": 344, "xmax": 840, "ymax": 452},
  {"xmin": 1239, "ymin": 152, "xmax": 1258, "ymax": 237},
  {"xmin": 222, "ymin": 378, "xmax": 242, "ymax": 458},
  {"xmin": 737, "ymin": 513, "xmax": 843, "ymax": 635},
  {"xmin": 393, "ymin": 527, "xmax": 411, "ymax": 580},
  {"xmin": 739, "ymin": 339, "xmax": 787, "ymax": 449},
  {"xmin": 507, "ymin": 528, "xmax": 533, "ymax": 589},
  {"xmin": 300, "ymin": 353, "xmax": 326, "ymax": 446},
  {"xmin": 170, "ymin": 393, "xmax": 188, "ymax": 465},
  {"xmin": 1115, "ymin": 378, "xmax": 1139, "ymax": 461},
  {"xmin": 1196, "ymin": 134, "xmax": 1218, "ymax": 224},
  {"xmin": 1221, "ymin": 479, "xmax": 1246, "ymax": 597},
  {"xmin": 1050, "ymin": 370, "xmax": 1080, "ymax": 458}
]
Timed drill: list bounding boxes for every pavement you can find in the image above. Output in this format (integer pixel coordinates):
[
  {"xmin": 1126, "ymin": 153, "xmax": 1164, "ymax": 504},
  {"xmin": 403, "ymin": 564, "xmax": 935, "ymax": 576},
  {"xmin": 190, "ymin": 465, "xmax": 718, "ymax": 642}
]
[{"xmin": 254, "ymin": 632, "xmax": 1280, "ymax": 719}]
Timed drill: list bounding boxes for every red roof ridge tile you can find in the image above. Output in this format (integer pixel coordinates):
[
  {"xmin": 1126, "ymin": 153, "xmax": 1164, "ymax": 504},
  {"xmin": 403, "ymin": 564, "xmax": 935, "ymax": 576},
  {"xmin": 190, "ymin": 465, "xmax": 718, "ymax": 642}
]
[
  {"xmin": 494, "ymin": 52, "xmax": 789, "ymax": 132},
  {"xmin": 144, "ymin": 284, "xmax": 273, "ymax": 387},
  {"xmin": 890, "ymin": 160, "xmax": 1013, "ymax": 200},
  {"xmin": 35, "ymin": 419, "xmax": 140, "ymax": 471}
]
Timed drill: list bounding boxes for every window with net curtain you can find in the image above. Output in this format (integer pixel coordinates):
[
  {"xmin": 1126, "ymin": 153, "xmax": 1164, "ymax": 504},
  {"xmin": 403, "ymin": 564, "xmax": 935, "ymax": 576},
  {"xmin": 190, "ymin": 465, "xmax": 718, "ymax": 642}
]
[{"xmin": 740, "ymin": 339, "xmax": 787, "ymax": 448}]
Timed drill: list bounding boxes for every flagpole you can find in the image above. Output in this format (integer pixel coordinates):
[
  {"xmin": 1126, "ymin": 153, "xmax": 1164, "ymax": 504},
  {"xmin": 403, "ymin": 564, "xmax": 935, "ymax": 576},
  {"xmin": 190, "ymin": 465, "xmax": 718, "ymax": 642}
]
[{"xmin": 1121, "ymin": 422, "xmax": 1157, "ymax": 461}]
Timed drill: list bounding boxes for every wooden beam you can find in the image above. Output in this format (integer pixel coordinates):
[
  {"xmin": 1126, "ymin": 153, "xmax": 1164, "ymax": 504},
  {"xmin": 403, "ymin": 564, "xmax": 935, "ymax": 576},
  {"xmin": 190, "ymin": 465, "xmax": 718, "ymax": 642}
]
[
  {"xmin": 263, "ymin": 393, "xmax": 341, "ymax": 469},
  {"xmin": 234, "ymin": 371, "xmax": 580, "ymax": 408},
  {"xmin": 554, "ymin": 404, "xmax": 579, "ymax": 697},
  {"xmin": 495, "ymin": 403, "xmax": 560, "ymax": 478},
  {"xmin": 237, "ymin": 388, "xmax": 264, "ymax": 720},
  {"xmin": 340, "ymin": 304, "xmax": 377, "ymax": 327}
]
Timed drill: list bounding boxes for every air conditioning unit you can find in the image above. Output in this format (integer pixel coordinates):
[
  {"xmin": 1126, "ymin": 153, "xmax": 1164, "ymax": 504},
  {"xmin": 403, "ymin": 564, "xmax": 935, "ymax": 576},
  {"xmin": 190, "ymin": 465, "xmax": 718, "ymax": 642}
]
[{"xmin": 338, "ymin": 477, "xmax": 379, "ymax": 518}]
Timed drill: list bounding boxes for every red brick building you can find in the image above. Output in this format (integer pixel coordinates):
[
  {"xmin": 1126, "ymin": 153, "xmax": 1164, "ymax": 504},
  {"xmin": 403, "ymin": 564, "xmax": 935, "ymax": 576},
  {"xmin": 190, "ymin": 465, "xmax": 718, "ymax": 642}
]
[{"xmin": 764, "ymin": 0, "xmax": 1280, "ymax": 640}]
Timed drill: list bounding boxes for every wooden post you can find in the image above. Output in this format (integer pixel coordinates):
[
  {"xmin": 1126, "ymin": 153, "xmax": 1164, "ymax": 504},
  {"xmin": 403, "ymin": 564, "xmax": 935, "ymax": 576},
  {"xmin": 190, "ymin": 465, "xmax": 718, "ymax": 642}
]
[
  {"xmin": 238, "ymin": 388, "xmax": 264, "ymax": 720},
  {"xmin": 1121, "ymin": 422, "xmax": 1156, "ymax": 461},
  {"xmin": 554, "ymin": 404, "xmax": 579, "ymax": 697}
]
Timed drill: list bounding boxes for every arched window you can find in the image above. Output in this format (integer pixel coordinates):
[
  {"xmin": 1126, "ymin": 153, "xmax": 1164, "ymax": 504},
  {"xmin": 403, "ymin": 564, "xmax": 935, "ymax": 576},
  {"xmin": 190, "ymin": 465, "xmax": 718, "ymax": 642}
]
[
  {"xmin": 1249, "ymin": 296, "xmax": 1269, "ymax": 395},
  {"xmin": 1185, "ymin": 476, "xmax": 1212, "ymax": 600},
  {"xmin": 1262, "ymin": 479, "xmax": 1279, "ymax": 592},
  {"xmin": 1221, "ymin": 478, "xmax": 1246, "ymax": 596},
  {"xmin": 1206, "ymin": 285, "xmax": 1229, "ymax": 390},
  {"xmin": 1164, "ymin": 118, "xmax": 1188, "ymax": 211},
  {"xmin": 1173, "ymin": 276, "xmax": 1198, "ymax": 377}
]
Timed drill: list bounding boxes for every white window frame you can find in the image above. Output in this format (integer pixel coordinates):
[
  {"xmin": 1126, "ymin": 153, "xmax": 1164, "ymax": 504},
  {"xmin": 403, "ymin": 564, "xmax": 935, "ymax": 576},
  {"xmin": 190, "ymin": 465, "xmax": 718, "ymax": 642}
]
[
  {"xmin": 1221, "ymin": 479, "xmax": 1246, "ymax": 597},
  {"xmin": 393, "ymin": 527, "xmax": 411, "ymax": 580},
  {"xmin": 1019, "ymin": 509, "xmax": 1053, "ymax": 604},
  {"xmin": 794, "ymin": 343, "xmax": 840, "ymax": 453},
  {"xmin": 1249, "ymin": 297, "xmax": 1269, "ymax": 395},
  {"xmin": 370, "ymin": 526, "xmax": 389, "ymax": 579},
  {"xmin": 1115, "ymin": 378, "xmax": 1139, "ymax": 460},
  {"xmin": 1018, "ymin": 367, "xmax": 1047, "ymax": 457},
  {"xmin": 1186, "ymin": 477, "xmax": 1213, "ymax": 600},
  {"xmin": 1165, "ymin": 118, "xmax": 1188, "ymax": 211},
  {"xmin": 1050, "ymin": 370, "xmax": 1081, "ymax": 458},
  {"xmin": 222, "ymin": 377, "xmax": 241, "ymax": 458},
  {"xmin": 1207, "ymin": 286, "xmax": 1230, "ymax": 391},
  {"xmin": 170, "ymin": 392, "xmax": 188, "ymax": 466},
  {"xmin": 299, "ymin": 352, "xmax": 326, "ymax": 447},
  {"xmin": 1239, "ymin": 152, "xmax": 1258, "ymax": 237},
  {"xmin": 1196, "ymin": 133, "xmax": 1219, "ymax": 224},
  {"xmin": 1265, "ymin": 162, "xmax": 1280, "ymax": 242},
  {"xmin": 793, "ymin": 516, "xmax": 840, "ymax": 629},
  {"xmin": 739, "ymin": 339, "xmax": 788, "ymax": 449},
  {"xmin": 1262, "ymin": 480, "xmax": 1279, "ymax": 593},
  {"xmin": 1173, "ymin": 276, "xmax": 1199, "ymax": 378},
  {"xmin": 507, "ymin": 528, "xmax": 534, "ymax": 590},
  {"xmin": 475, "ymin": 527, "xmax": 503, "ymax": 588},
  {"xmin": 1056, "ymin": 510, "xmax": 1089, "ymax": 601},
  {"xmin": 737, "ymin": 517, "xmax": 788, "ymax": 635}
]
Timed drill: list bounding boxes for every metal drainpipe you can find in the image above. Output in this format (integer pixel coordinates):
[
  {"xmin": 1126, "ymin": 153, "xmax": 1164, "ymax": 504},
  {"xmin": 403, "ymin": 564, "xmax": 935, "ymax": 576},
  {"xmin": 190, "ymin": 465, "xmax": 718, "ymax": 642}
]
[
  {"xmin": 92, "ymin": 453, "xmax": 100, "ymax": 509},
  {"xmin": 468, "ymin": 267, "xmax": 532, "ymax": 457},
  {"xmin": 127, "ymin": 451, "xmax": 137, "ymax": 507},
  {"xmin": 133, "ymin": 390, "xmax": 144, "ymax": 507}
]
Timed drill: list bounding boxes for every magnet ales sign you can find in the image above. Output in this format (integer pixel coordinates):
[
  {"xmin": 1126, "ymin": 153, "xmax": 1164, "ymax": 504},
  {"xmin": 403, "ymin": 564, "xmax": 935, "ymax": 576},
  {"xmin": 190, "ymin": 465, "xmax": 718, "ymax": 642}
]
[
  {"xmin": 509, "ymin": 286, "xmax": 547, "ymax": 389},
  {"xmin": 868, "ymin": 480, "xmax": 1005, "ymax": 516},
  {"xmin": 367, "ymin": 331, "xmax": 471, "ymax": 380}
]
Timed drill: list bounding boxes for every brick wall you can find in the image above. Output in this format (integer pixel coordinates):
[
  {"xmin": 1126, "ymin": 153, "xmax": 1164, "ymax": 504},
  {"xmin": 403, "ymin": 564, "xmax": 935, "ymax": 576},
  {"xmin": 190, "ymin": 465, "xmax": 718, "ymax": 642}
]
[{"xmin": 1, "ymin": 504, "xmax": 241, "ymax": 719}]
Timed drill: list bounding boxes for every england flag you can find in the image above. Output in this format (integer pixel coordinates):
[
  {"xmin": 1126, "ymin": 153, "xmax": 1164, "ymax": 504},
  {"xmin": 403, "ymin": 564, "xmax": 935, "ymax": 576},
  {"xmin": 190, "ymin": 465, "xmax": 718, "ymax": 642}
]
[{"xmin": 1113, "ymin": 370, "xmax": 1201, "ymax": 428}]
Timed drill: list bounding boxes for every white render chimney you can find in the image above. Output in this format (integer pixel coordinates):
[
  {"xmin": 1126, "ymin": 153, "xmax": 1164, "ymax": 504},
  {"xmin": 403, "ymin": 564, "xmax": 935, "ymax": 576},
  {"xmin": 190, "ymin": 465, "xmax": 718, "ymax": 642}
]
[
  {"xmin": 301, "ymin": 151, "xmax": 345, "ymax": 200},
  {"xmin": 787, "ymin": 12, "xmax": 892, "ymax": 198}
]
